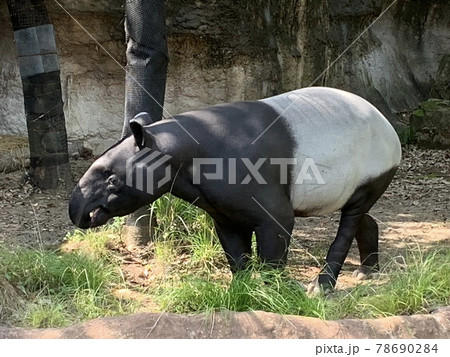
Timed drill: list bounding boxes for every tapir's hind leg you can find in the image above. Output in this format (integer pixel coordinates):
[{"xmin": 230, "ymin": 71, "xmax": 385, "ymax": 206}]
[
  {"xmin": 353, "ymin": 213, "xmax": 379, "ymax": 280},
  {"xmin": 310, "ymin": 168, "xmax": 398, "ymax": 294},
  {"xmin": 315, "ymin": 212, "xmax": 365, "ymax": 291}
]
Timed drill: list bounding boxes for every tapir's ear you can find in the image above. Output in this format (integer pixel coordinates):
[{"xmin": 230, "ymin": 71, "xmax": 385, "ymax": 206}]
[
  {"xmin": 132, "ymin": 112, "xmax": 155, "ymax": 126},
  {"xmin": 130, "ymin": 112, "xmax": 157, "ymax": 148},
  {"xmin": 130, "ymin": 119, "xmax": 148, "ymax": 148}
]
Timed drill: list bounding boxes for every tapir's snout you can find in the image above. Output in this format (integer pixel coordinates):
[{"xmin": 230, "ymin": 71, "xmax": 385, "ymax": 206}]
[{"xmin": 69, "ymin": 185, "xmax": 91, "ymax": 229}]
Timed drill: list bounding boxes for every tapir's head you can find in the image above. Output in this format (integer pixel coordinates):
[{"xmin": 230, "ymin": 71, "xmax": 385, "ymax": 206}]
[{"xmin": 69, "ymin": 113, "xmax": 175, "ymax": 229}]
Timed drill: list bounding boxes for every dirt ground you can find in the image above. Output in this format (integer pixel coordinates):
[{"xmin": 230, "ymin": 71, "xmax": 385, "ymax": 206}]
[{"xmin": 0, "ymin": 147, "xmax": 449, "ymax": 291}]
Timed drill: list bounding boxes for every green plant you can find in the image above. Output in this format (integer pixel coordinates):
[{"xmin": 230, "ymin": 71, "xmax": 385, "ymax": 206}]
[
  {"xmin": 150, "ymin": 194, "xmax": 225, "ymax": 269},
  {"xmin": 156, "ymin": 263, "xmax": 327, "ymax": 318},
  {"xmin": 325, "ymin": 248, "xmax": 450, "ymax": 319},
  {"xmin": 0, "ymin": 236, "xmax": 135, "ymax": 328},
  {"xmin": 154, "ymin": 246, "xmax": 450, "ymax": 320},
  {"xmin": 0, "ymin": 276, "xmax": 25, "ymax": 324},
  {"xmin": 23, "ymin": 299, "xmax": 69, "ymax": 328},
  {"xmin": 4, "ymin": 194, "xmax": 449, "ymax": 327},
  {"xmin": 144, "ymin": 195, "xmax": 450, "ymax": 319}
]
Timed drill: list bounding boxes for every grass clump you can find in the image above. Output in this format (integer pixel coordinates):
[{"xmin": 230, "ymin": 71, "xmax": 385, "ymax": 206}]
[
  {"xmin": 156, "ymin": 265, "xmax": 326, "ymax": 318},
  {"xmin": 327, "ymin": 249, "xmax": 450, "ymax": 319},
  {"xmin": 0, "ymin": 221, "xmax": 135, "ymax": 328},
  {"xmin": 0, "ymin": 276, "xmax": 25, "ymax": 323},
  {"xmin": 4, "ymin": 192, "xmax": 449, "ymax": 326},
  {"xmin": 155, "ymin": 247, "xmax": 450, "ymax": 319},
  {"xmin": 150, "ymin": 194, "xmax": 225, "ymax": 271}
]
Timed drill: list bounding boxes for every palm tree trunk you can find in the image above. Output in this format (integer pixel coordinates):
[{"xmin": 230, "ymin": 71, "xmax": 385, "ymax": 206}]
[{"xmin": 6, "ymin": 0, "xmax": 73, "ymax": 189}]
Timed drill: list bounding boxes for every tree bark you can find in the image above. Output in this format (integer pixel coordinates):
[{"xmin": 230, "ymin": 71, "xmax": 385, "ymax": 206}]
[{"xmin": 6, "ymin": 0, "xmax": 73, "ymax": 190}]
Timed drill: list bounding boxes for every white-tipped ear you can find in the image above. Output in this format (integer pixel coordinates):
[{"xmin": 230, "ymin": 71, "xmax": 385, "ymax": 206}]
[
  {"xmin": 133, "ymin": 112, "xmax": 155, "ymax": 126},
  {"xmin": 129, "ymin": 112, "xmax": 157, "ymax": 148},
  {"xmin": 130, "ymin": 119, "xmax": 146, "ymax": 148}
]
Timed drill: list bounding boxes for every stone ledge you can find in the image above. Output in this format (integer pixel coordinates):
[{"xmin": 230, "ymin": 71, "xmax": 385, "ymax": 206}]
[{"xmin": 1, "ymin": 308, "xmax": 450, "ymax": 339}]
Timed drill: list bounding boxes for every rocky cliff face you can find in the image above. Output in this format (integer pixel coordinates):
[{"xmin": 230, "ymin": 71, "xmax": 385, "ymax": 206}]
[
  {"xmin": 1, "ymin": 0, "xmax": 449, "ymax": 153},
  {"xmin": 263, "ymin": 0, "xmax": 450, "ymax": 119}
]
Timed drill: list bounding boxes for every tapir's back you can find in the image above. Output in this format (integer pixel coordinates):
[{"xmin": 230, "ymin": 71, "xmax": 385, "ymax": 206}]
[{"xmin": 260, "ymin": 87, "xmax": 401, "ymax": 216}]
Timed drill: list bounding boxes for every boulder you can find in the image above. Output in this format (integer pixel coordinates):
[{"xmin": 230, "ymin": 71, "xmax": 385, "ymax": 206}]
[{"xmin": 410, "ymin": 99, "xmax": 450, "ymax": 149}]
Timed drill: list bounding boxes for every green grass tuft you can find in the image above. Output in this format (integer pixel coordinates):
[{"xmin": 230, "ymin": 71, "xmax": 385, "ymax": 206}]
[
  {"xmin": 156, "ymin": 247, "xmax": 450, "ymax": 319},
  {"xmin": 23, "ymin": 299, "xmax": 70, "ymax": 328},
  {"xmin": 156, "ymin": 264, "xmax": 327, "ymax": 318},
  {"xmin": 150, "ymin": 194, "xmax": 225, "ymax": 270},
  {"xmin": 325, "ymin": 249, "xmax": 450, "ymax": 319},
  {"xmin": 0, "ymin": 224, "xmax": 135, "ymax": 328}
]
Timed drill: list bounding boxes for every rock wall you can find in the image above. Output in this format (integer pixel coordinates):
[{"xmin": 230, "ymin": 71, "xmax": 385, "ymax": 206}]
[
  {"xmin": 1, "ymin": 0, "xmax": 449, "ymax": 154},
  {"xmin": 0, "ymin": 0, "xmax": 26, "ymax": 137},
  {"xmin": 267, "ymin": 0, "xmax": 450, "ymax": 119},
  {"xmin": 329, "ymin": 0, "xmax": 450, "ymax": 116},
  {"xmin": 47, "ymin": 0, "xmax": 126, "ymax": 154}
]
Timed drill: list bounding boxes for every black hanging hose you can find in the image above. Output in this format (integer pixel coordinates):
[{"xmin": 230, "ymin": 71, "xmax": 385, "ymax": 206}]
[{"xmin": 122, "ymin": 0, "xmax": 168, "ymax": 138}]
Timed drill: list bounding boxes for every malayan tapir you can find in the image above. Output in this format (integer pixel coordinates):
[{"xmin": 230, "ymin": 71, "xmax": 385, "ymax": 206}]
[{"xmin": 69, "ymin": 87, "xmax": 401, "ymax": 293}]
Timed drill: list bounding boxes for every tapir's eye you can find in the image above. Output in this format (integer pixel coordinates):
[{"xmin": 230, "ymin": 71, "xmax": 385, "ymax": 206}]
[
  {"xmin": 103, "ymin": 170, "xmax": 112, "ymax": 179},
  {"xmin": 107, "ymin": 175, "xmax": 118, "ymax": 186}
]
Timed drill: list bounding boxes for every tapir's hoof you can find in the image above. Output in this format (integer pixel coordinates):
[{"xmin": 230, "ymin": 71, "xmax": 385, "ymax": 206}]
[
  {"xmin": 352, "ymin": 266, "xmax": 380, "ymax": 281},
  {"xmin": 306, "ymin": 278, "xmax": 333, "ymax": 297}
]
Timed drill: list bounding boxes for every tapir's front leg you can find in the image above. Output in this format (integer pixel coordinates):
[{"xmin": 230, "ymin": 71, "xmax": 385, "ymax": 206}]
[
  {"xmin": 214, "ymin": 220, "xmax": 253, "ymax": 272},
  {"xmin": 253, "ymin": 198, "xmax": 295, "ymax": 268},
  {"xmin": 254, "ymin": 223, "xmax": 293, "ymax": 268}
]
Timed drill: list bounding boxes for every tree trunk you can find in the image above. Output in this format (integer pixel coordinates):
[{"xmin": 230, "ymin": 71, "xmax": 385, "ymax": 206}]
[
  {"xmin": 121, "ymin": 0, "xmax": 168, "ymax": 137},
  {"xmin": 6, "ymin": 0, "xmax": 73, "ymax": 190},
  {"xmin": 121, "ymin": 0, "xmax": 168, "ymax": 246}
]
